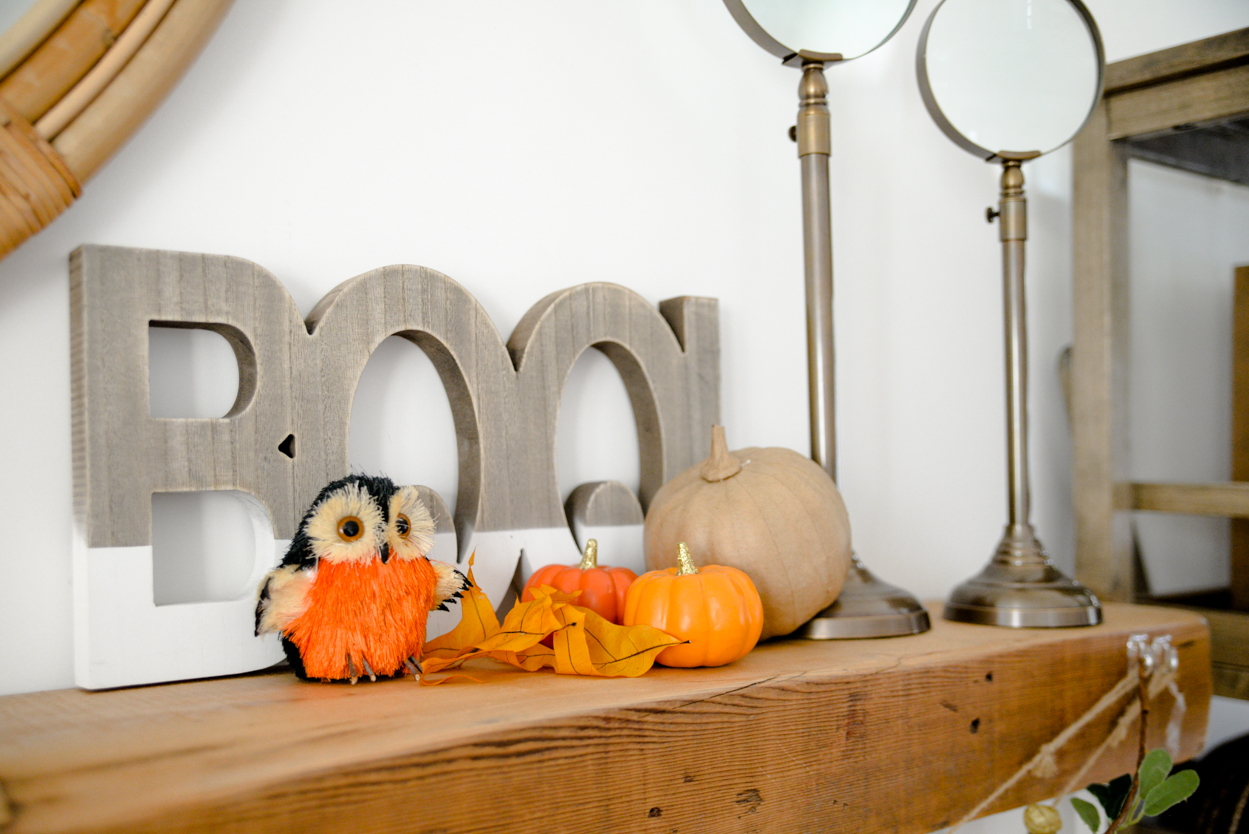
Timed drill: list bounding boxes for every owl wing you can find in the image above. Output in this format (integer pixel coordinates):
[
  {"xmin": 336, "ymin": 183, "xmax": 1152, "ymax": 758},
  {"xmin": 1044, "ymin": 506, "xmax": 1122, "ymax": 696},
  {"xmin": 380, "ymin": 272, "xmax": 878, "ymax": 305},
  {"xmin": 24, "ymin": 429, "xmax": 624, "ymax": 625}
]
[
  {"xmin": 429, "ymin": 560, "xmax": 469, "ymax": 612},
  {"xmin": 255, "ymin": 563, "xmax": 316, "ymax": 636}
]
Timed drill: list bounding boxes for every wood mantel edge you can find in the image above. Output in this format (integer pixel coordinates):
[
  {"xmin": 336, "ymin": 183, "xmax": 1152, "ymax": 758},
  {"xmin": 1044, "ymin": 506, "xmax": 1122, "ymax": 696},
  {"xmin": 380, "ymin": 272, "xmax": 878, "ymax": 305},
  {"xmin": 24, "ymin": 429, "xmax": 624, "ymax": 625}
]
[{"xmin": 0, "ymin": 603, "xmax": 1211, "ymax": 834}]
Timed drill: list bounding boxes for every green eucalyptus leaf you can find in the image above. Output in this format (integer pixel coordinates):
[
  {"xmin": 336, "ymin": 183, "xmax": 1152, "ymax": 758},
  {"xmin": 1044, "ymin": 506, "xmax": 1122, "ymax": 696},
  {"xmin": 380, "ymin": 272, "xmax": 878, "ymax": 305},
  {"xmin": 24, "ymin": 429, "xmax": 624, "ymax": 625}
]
[
  {"xmin": 1088, "ymin": 773, "xmax": 1133, "ymax": 819},
  {"xmin": 1143, "ymin": 769, "xmax": 1200, "ymax": 817},
  {"xmin": 1072, "ymin": 797, "xmax": 1102, "ymax": 833},
  {"xmin": 1137, "ymin": 748, "xmax": 1173, "ymax": 800}
]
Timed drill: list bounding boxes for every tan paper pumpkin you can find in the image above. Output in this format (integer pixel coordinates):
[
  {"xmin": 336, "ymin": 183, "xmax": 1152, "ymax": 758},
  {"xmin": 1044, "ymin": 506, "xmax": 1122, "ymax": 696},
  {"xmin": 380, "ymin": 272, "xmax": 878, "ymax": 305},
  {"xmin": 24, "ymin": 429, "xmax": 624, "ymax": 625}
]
[{"xmin": 643, "ymin": 425, "xmax": 852, "ymax": 640}]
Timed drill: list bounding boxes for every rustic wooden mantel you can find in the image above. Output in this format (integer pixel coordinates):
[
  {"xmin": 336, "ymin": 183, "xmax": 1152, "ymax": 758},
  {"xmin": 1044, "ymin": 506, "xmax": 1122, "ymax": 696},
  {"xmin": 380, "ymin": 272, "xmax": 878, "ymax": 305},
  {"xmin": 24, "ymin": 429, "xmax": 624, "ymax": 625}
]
[{"xmin": 0, "ymin": 603, "xmax": 1210, "ymax": 834}]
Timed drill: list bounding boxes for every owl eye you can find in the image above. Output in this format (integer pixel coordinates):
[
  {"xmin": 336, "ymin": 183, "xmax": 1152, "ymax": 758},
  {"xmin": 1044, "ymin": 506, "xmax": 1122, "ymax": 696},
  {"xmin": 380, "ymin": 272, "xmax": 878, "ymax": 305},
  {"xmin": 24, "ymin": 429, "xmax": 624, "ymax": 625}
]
[
  {"xmin": 337, "ymin": 516, "xmax": 363, "ymax": 542},
  {"xmin": 395, "ymin": 514, "xmax": 410, "ymax": 538}
]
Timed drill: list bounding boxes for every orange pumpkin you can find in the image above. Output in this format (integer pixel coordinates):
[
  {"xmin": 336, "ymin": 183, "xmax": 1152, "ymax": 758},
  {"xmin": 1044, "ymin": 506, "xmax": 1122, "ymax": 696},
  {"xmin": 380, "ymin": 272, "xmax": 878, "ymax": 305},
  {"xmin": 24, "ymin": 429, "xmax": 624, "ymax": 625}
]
[
  {"xmin": 624, "ymin": 542, "xmax": 763, "ymax": 668},
  {"xmin": 522, "ymin": 539, "xmax": 637, "ymax": 624}
]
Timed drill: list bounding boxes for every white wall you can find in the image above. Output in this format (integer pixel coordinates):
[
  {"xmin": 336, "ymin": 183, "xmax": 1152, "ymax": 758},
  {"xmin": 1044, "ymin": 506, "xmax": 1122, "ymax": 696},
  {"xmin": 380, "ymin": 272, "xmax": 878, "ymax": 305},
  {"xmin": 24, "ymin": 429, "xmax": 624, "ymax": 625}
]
[
  {"xmin": 1129, "ymin": 163, "xmax": 1249, "ymax": 594},
  {"xmin": 2, "ymin": 3, "xmax": 1248, "ymax": 815}
]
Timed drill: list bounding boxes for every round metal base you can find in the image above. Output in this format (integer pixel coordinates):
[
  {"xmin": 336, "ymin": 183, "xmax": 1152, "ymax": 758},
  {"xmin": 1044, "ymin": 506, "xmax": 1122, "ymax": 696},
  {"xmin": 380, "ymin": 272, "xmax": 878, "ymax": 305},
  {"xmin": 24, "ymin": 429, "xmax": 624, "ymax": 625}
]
[
  {"xmin": 944, "ymin": 530, "xmax": 1102, "ymax": 628},
  {"xmin": 943, "ymin": 595, "xmax": 1101, "ymax": 627},
  {"xmin": 798, "ymin": 554, "xmax": 931, "ymax": 639}
]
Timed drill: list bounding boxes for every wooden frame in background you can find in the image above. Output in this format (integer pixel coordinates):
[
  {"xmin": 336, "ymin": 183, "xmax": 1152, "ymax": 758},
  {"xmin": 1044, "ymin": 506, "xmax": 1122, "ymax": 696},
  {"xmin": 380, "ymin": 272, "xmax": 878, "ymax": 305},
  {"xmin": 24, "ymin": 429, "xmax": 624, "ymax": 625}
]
[{"xmin": 1071, "ymin": 28, "xmax": 1249, "ymax": 698}]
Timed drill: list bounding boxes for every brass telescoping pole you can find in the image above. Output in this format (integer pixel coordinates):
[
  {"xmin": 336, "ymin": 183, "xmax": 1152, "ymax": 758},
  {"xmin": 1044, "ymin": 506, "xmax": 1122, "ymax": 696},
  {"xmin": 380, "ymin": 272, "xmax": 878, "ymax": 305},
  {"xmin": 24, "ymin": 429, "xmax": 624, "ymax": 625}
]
[
  {"xmin": 794, "ymin": 59, "xmax": 930, "ymax": 639},
  {"xmin": 797, "ymin": 59, "xmax": 836, "ymax": 479},
  {"xmin": 998, "ymin": 157, "xmax": 1038, "ymax": 559}
]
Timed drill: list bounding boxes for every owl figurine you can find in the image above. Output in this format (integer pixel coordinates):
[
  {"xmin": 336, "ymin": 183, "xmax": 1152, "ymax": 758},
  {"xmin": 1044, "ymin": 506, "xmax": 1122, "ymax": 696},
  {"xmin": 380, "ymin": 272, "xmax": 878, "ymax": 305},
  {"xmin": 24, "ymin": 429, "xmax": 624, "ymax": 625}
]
[{"xmin": 255, "ymin": 474, "xmax": 467, "ymax": 682}]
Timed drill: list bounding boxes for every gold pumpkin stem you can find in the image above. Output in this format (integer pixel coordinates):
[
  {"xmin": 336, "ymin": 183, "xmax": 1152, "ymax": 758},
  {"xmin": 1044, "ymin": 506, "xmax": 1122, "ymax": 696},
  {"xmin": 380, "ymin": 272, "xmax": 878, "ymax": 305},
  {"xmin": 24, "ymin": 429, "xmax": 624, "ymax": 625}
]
[
  {"xmin": 699, "ymin": 424, "xmax": 743, "ymax": 482},
  {"xmin": 676, "ymin": 542, "xmax": 699, "ymax": 576},
  {"xmin": 578, "ymin": 538, "xmax": 598, "ymax": 571}
]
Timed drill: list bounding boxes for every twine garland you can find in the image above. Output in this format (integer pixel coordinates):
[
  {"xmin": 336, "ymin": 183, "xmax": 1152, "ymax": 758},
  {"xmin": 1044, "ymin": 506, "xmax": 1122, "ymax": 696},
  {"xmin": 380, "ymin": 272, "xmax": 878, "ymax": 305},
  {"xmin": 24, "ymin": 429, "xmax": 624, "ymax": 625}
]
[{"xmin": 949, "ymin": 635, "xmax": 1185, "ymax": 833}]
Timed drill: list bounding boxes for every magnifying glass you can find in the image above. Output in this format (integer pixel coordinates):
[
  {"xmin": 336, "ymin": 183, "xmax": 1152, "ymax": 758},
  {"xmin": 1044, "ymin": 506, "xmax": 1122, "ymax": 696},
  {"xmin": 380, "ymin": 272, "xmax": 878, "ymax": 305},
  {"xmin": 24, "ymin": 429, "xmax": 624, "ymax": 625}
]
[
  {"xmin": 918, "ymin": 0, "xmax": 1103, "ymax": 159},
  {"xmin": 721, "ymin": 0, "xmax": 931, "ymax": 639},
  {"xmin": 917, "ymin": 0, "xmax": 1105, "ymax": 627},
  {"xmin": 723, "ymin": 0, "xmax": 917, "ymax": 66}
]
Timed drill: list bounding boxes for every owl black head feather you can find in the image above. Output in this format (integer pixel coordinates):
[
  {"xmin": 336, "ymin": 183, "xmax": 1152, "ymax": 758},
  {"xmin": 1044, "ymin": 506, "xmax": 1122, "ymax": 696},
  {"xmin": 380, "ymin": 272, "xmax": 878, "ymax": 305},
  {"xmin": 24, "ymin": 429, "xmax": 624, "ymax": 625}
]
[{"xmin": 283, "ymin": 474, "xmax": 435, "ymax": 569}]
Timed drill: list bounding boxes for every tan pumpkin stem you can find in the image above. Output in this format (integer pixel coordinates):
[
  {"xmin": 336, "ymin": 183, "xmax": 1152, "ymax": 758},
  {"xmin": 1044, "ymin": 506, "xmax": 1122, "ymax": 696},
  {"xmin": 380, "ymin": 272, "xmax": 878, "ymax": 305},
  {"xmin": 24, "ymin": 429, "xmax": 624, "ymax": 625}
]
[
  {"xmin": 699, "ymin": 424, "xmax": 742, "ymax": 482},
  {"xmin": 676, "ymin": 542, "xmax": 698, "ymax": 576},
  {"xmin": 578, "ymin": 539, "xmax": 598, "ymax": 571}
]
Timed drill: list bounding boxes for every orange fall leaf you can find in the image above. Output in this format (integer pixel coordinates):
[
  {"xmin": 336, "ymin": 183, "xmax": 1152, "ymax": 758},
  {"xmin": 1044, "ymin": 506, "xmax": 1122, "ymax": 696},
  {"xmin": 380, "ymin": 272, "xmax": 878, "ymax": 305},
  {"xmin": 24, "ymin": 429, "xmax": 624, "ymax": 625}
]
[{"xmin": 419, "ymin": 569, "xmax": 683, "ymax": 682}]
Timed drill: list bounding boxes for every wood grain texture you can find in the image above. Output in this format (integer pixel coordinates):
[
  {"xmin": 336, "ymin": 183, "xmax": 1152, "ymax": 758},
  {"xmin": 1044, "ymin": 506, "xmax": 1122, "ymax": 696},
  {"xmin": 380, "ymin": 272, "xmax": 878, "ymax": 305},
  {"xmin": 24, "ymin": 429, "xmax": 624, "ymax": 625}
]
[
  {"xmin": 1105, "ymin": 28, "xmax": 1249, "ymax": 95},
  {"xmin": 1107, "ymin": 63, "xmax": 1249, "ymax": 141},
  {"xmin": 1129, "ymin": 481, "xmax": 1249, "ymax": 518},
  {"xmin": 1234, "ymin": 266, "xmax": 1249, "ymax": 608},
  {"xmin": 72, "ymin": 245, "xmax": 308, "ymax": 548},
  {"xmin": 0, "ymin": 603, "xmax": 1209, "ymax": 834},
  {"xmin": 507, "ymin": 287, "xmax": 720, "ymax": 514},
  {"xmin": 1071, "ymin": 100, "xmax": 1134, "ymax": 601},
  {"xmin": 73, "ymin": 245, "xmax": 717, "ymax": 549}
]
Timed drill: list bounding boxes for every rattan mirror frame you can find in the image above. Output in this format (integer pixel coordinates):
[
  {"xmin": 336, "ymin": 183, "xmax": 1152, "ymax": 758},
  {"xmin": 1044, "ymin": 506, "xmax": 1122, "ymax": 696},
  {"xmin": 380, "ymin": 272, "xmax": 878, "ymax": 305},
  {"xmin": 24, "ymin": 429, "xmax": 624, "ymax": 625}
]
[{"xmin": 0, "ymin": 0, "xmax": 233, "ymax": 261}]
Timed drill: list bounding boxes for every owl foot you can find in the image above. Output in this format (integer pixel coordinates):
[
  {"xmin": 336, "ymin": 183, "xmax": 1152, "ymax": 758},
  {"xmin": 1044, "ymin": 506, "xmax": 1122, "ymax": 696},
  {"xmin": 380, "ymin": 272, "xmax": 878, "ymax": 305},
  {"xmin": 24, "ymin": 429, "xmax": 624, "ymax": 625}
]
[
  {"xmin": 344, "ymin": 655, "xmax": 379, "ymax": 684},
  {"xmin": 405, "ymin": 656, "xmax": 423, "ymax": 681}
]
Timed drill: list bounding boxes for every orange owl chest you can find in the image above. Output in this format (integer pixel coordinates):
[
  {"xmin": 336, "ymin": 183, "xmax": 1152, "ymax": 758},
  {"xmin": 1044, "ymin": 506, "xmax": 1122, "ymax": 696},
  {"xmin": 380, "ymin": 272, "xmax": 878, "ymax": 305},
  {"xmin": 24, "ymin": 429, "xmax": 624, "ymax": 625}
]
[{"xmin": 286, "ymin": 557, "xmax": 437, "ymax": 680}]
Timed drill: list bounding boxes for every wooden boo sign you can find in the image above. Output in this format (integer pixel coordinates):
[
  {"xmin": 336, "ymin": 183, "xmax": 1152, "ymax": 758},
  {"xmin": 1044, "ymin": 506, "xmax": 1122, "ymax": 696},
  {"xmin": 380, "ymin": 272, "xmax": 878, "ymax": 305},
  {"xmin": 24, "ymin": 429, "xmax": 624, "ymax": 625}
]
[{"xmin": 70, "ymin": 245, "xmax": 719, "ymax": 689}]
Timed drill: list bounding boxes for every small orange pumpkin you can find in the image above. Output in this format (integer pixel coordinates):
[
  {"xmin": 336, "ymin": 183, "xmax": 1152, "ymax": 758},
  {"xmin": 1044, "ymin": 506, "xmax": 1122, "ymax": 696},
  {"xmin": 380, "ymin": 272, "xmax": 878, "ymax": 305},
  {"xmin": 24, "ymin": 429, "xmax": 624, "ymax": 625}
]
[
  {"xmin": 624, "ymin": 542, "xmax": 763, "ymax": 668},
  {"xmin": 522, "ymin": 539, "xmax": 637, "ymax": 624}
]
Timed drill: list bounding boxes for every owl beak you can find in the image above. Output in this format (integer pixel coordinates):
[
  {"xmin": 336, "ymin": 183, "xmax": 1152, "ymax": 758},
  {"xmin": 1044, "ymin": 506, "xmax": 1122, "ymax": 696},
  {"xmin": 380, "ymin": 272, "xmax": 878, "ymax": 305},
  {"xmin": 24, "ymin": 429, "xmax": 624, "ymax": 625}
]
[{"xmin": 379, "ymin": 543, "xmax": 390, "ymax": 564}]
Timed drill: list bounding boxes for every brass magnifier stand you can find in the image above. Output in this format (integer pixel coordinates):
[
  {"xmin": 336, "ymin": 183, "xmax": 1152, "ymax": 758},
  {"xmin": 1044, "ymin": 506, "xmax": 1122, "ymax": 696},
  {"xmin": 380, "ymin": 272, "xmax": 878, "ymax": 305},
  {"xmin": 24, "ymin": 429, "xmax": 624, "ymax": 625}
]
[
  {"xmin": 720, "ymin": 0, "xmax": 930, "ymax": 638},
  {"xmin": 915, "ymin": 0, "xmax": 1105, "ymax": 627},
  {"xmin": 789, "ymin": 59, "xmax": 930, "ymax": 638},
  {"xmin": 943, "ymin": 154, "xmax": 1101, "ymax": 626}
]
